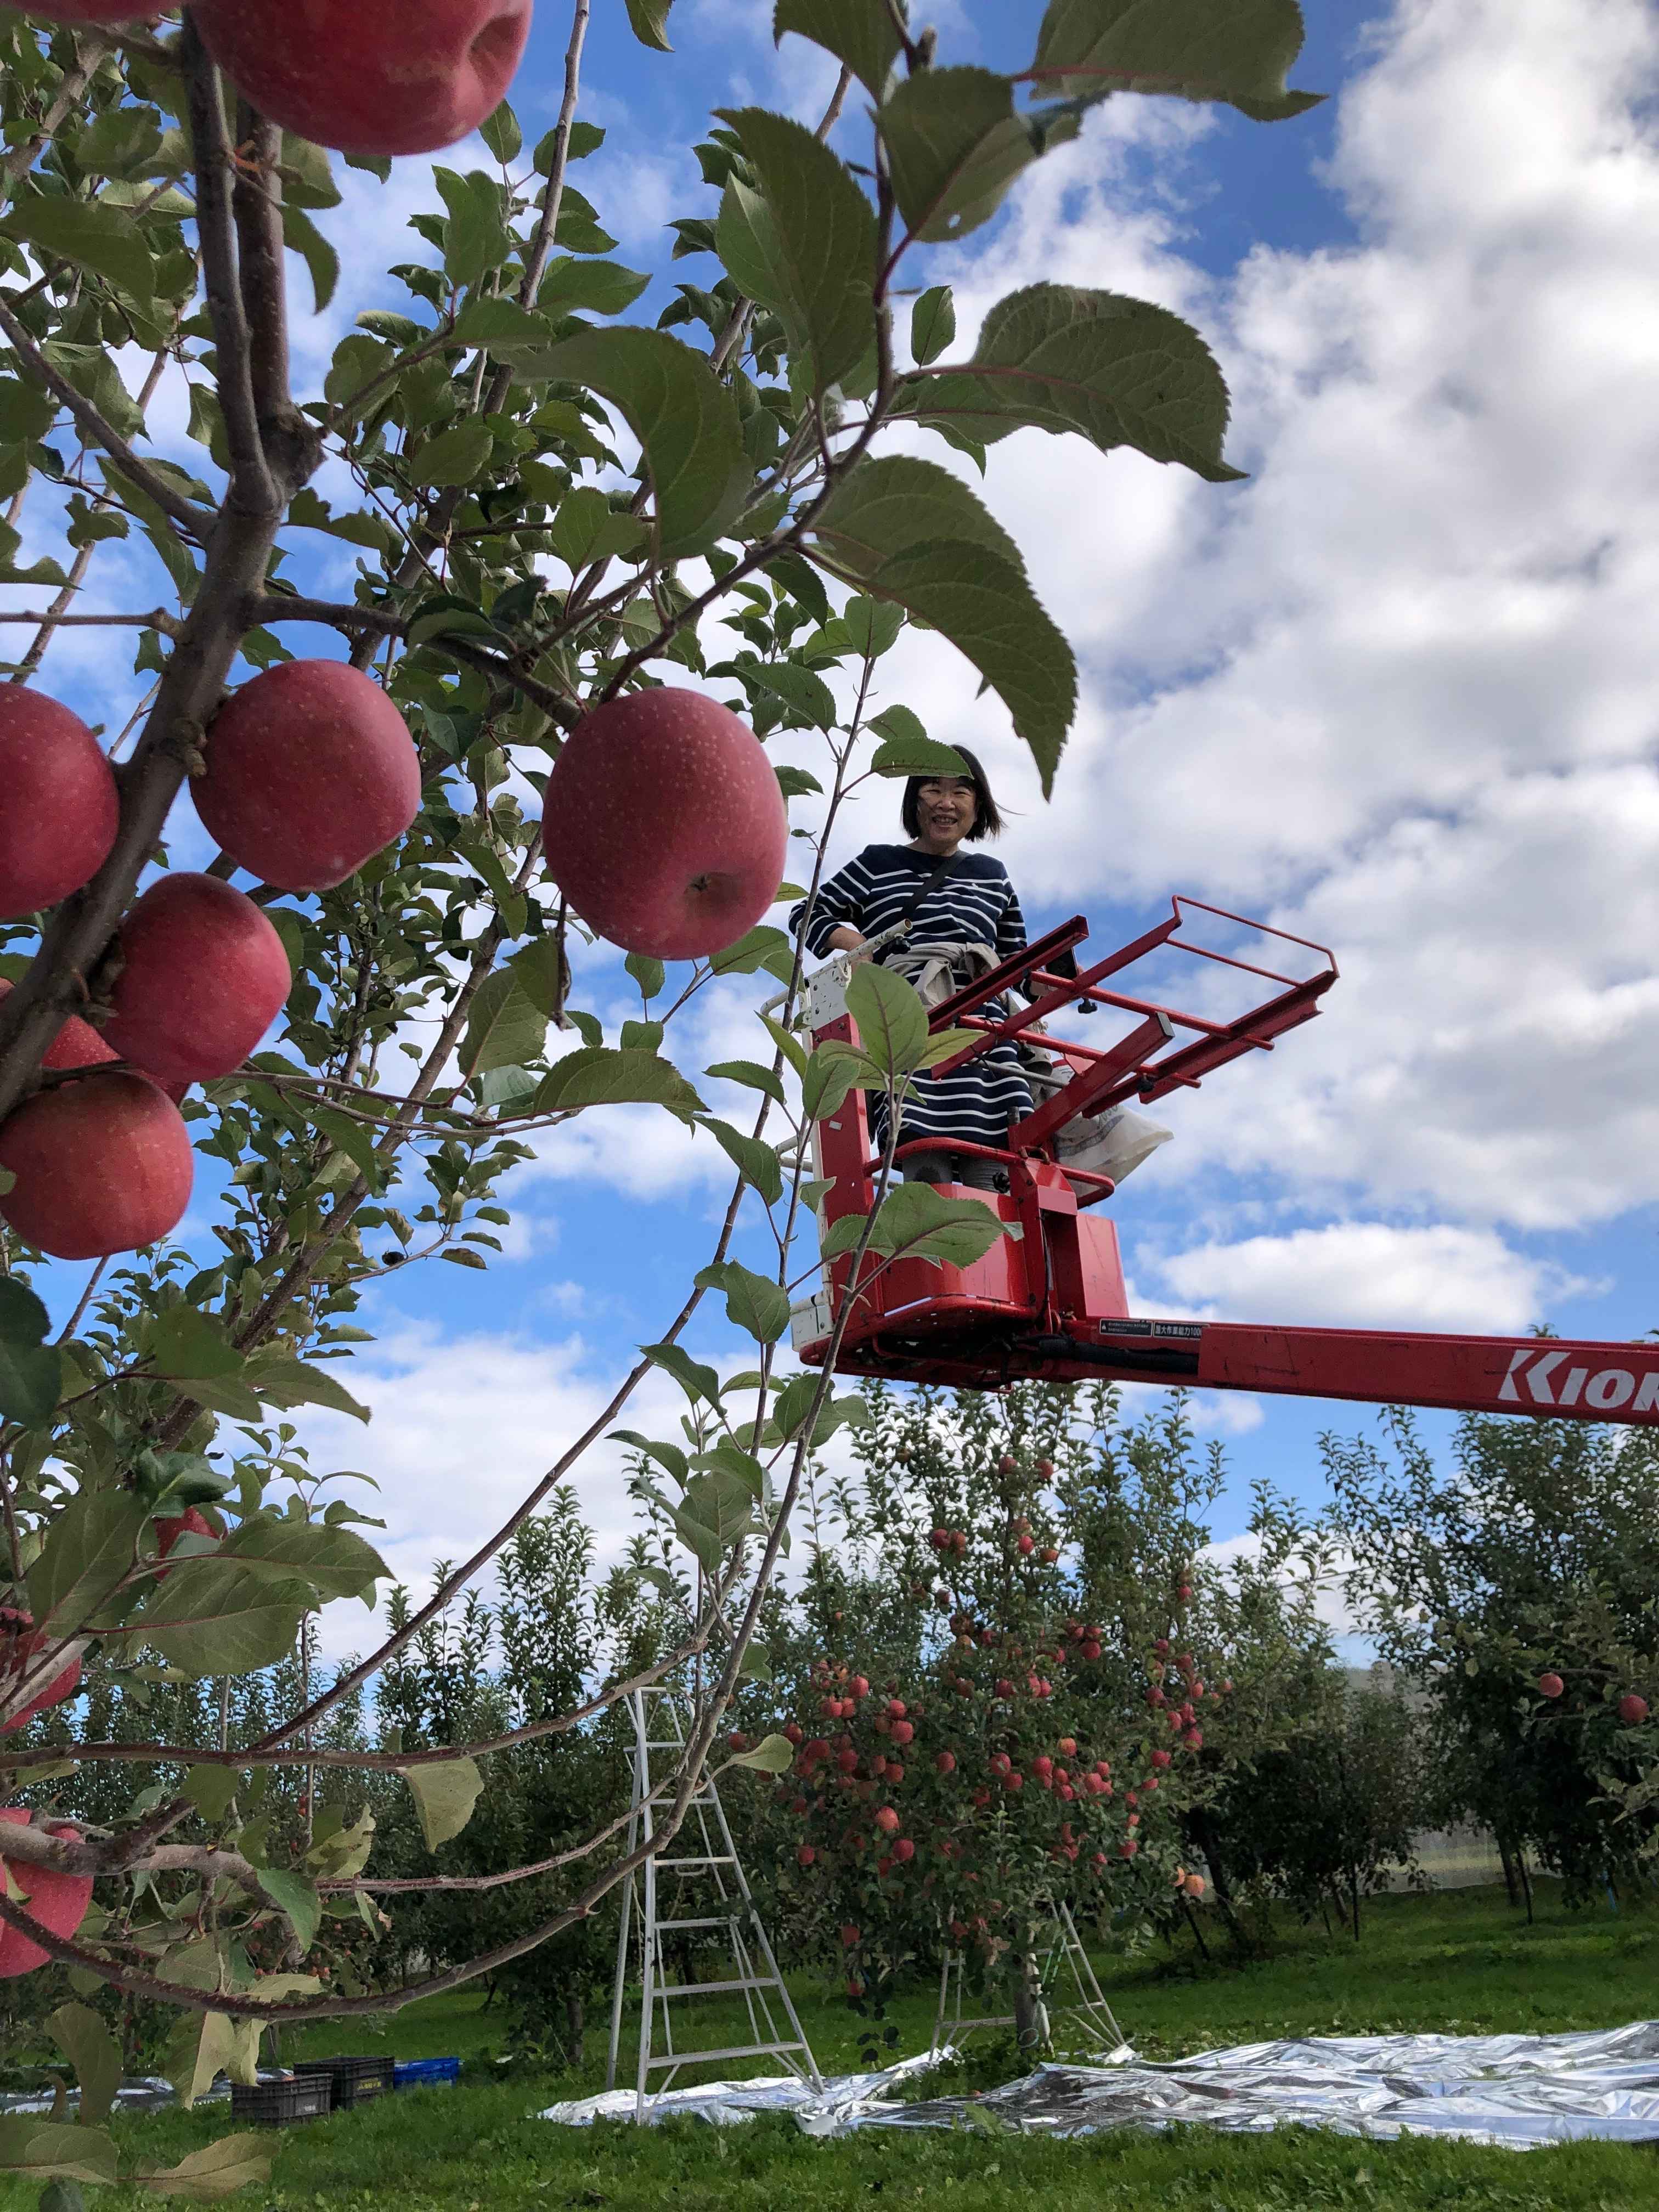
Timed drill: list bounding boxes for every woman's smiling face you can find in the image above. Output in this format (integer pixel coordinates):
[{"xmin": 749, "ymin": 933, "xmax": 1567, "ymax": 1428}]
[{"xmin": 914, "ymin": 776, "xmax": 978, "ymax": 849}]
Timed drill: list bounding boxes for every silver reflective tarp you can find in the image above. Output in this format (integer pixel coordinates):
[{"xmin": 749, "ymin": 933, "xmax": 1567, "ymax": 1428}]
[{"xmin": 541, "ymin": 2022, "xmax": 1659, "ymax": 2149}]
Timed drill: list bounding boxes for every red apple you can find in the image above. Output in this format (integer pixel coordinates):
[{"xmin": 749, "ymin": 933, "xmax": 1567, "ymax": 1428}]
[
  {"xmin": 0, "ymin": 1070, "xmax": 193, "ymax": 1260},
  {"xmin": 890, "ymin": 1719, "xmax": 913, "ymax": 1746},
  {"xmin": 929, "ymin": 1528, "xmax": 950, "ymax": 1550},
  {"xmin": 1184, "ymin": 1873, "xmax": 1206, "ymax": 1899},
  {"xmin": 155, "ymin": 1506, "xmax": 218, "ymax": 1569},
  {"xmin": 892, "ymin": 1837, "xmax": 915, "ymax": 1863},
  {"xmin": 195, "ymin": 661, "xmax": 422, "ymax": 891},
  {"xmin": 1618, "ymin": 1694, "xmax": 1649, "ymax": 1725},
  {"xmin": 542, "ymin": 689, "xmax": 788, "ymax": 960},
  {"xmin": 839, "ymin": 1923, "xmax": 860, "ymax": 1949},
  {"xmin": 1017, "ymin": 1533, "xmax": 1034, "ymax": 1556},
  {"xmin": 796, "ymin": 1844, "xmax": 815, "ymax": 1867},
  {"xmin": 874, "ymin": 1805, "xmax": 899, "ymax": 1835},
  {"xmin": 1058, "ymin": 1736, "xmax": 1077, "ymax": 1756},
  {"xmin": 0, "ymin": 690, "xmax": 119, "ymax": 919},
  {"xmin": 0, "ymin": 1810, "xmax": 92, "ymax": 1977},
  {"xmin": 783, "ymin": 1722, "xmax": 803, "ymax": 1745},
  {"xmin": 1119, "ymin": 1839, "xmax": 1138, "ymax": 1858},
  {"xmin": 886, "ymin": 1699, "xmax": 906, "ymax": 1718},
  {"xmin": 836, "ymin": 1748, "xmax": 858, "ymax": 1773},
  {"xmin": 1039, "ymin": 1547, "xmax": 1059, "ymax": 1564},
  {"xmin": 1537, "ymin": 1672, "xmax": 1564, "ymax": 1699},
  {"xmin": 935, "ymin": 1751, "xmax": 955, "ymax": 1774},
  {"xmin": 193, "ymin": 0, "xmax": 533, "ymax": 159},
  {"xmin": 103, "ymin": 873, "xmax": 291, "ymax": 1084},
  {"xmin": 997, "ymin": 1454, "xmax": 1016, "ymax": 1476},
  {"xmin": 0, "ymin": 979, "xmax": 116, "ymax": 1072},
  {"xmin": 0, "ymin": 1610, "xmax": 81, "ymax": 1738}
]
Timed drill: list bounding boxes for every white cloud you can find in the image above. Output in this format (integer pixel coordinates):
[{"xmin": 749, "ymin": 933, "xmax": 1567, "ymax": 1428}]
[
  {"xmin": 1148, "ymin": 1221, "xmax": 1591, "ymax": 1335},
  {"xmin": 295, "ymin": 1318, "xmax": 693, "ymax": 1658}
]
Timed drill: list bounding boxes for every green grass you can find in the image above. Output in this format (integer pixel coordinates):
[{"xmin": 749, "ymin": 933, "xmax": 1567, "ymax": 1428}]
[{"xmin": 6, "ymin": 1881, "xmax": 1658, "ymax": 2211}]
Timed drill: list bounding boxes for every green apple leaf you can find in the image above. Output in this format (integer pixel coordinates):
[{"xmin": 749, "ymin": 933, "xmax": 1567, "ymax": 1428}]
[
  {"xmin": 715, "ymin": 108, "xmax": 876, "ymax": 394},
  {"xmin": 626, "ymin": 0, "xmax": 674, "ymax": 49},
  {"xmin": 772, "ymin": 0, "xmax": 902, "ymax": 98},
  {"xmin": 878, "ymin": 67, "xmax": 1079, "ymax": 245},
  {"xmin": 533, "ymin": 1047, "xmax": 706, "ymax": 1121},
  {"xmin": 1, "ymin": 195, "xmax": 154, "ymax": 301},
  {"xmin": 521, "ymin": 326, "xmax": 752, "ymax": 558},
  {"xmin": 461, "ymin": 970, "xmax": 548, "ymax": 1079},
  {"xmin": 904, "ymin": 283, "xmax": 1244, "ymax": 482},
  {"xmin": 695, "ymin": 1260, "xmax": 791, "ymax": 1345},
  {"xmin": 846, "ymin": 960, "xmax": 929, "ymax": 1077},
  {"xmin": 129, "ymin": 2130, "xmax": 274, "ymax": 2197},
  {"xmin": 1030, "ymin": 0, "xmax": 1324, "ymax": 121},
  {"xmin": 45, "ymin": 2004, "xmax": 121, "ymax": 2128},
  {"xmin": 811, "ymin": 456, "xmax": 1075, "ymax": 791},
  {"xmin": 125, "ymin": 1563, "xmax": 314, "ymax": 1677},
  {"xmin": 730, "ymin": 1731, "xmax": 794, "ymax": 1773},
  {"xmin": 400, "ymin": 1756, "xmax": 484, "ymax": 1849},
  {"xmin": 868, "ymin": 1180, "xmax": 1012, "ymax": 1266}
]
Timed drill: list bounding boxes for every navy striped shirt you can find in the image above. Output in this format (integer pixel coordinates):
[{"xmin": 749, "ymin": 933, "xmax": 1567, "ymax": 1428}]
[{"xmin": 791, "ymin": 845, "xmax": 1034, "ymax": 1152}]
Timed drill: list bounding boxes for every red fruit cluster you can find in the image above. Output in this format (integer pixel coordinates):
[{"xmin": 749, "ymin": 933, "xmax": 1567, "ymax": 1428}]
[{"xmin": 0, "ymin": 663, "xmax": 423, "ymax": 1261}]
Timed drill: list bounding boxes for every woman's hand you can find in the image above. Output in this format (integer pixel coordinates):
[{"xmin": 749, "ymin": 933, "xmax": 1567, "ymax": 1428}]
[{"xmin": 827, "ymin": 926, "xmax": 866, "ymax": 954}]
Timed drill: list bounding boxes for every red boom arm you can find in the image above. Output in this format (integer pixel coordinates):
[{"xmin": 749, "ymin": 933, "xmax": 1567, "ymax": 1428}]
[{"xmin": 792, "ymin": 898, "xmax": 1657, "ymax": 1429}]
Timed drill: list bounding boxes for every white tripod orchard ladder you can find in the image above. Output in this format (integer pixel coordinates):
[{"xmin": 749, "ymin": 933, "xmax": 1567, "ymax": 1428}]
[
  {"xmin": 932, "ymin": 1898, "xmax": 1129, "ymax": 2061},
  {"xmin": 603, "ymin": 1686, "xmax": 823, "ymax": 2119}
]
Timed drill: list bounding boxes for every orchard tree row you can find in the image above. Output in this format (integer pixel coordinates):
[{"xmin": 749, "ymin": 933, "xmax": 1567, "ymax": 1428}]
[{"xmin": 0, "ymin": 0, "xmax": 1325, "ymax": 2197}]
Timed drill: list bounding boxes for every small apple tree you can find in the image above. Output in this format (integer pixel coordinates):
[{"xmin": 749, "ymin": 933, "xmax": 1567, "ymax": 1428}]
[
  {"xmin": 1329, "ymin": 1404, "xmax": 1659, "ymax": 1900},
  {"xmin": 0, "ymin": 0, "xmax": 1319, "ymax": 2194},
  {"xmin": 750, "ymin": 1382, "xmax": 1305, "ymax": 2042}
]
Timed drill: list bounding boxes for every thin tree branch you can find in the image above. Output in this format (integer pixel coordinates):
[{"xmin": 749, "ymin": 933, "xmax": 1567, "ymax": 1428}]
[
  {"xmin": 514, "ymin": 0, "xmax": 590, "ymax": 314},
  {"xmin": 0, "ymin": 32, "xmax": 110, "ymax": 200},
  {"xmin": 0, "ymin": 296, "xmax": 210, "ymax": 539},
  {"xmin": 182, "ymin": 19, "xmax": 274, "ymax": 511}
]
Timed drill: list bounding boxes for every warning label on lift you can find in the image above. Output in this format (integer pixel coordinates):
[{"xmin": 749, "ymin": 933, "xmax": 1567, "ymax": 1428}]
[{"xmin": 1099, "ymin": 1319, "xmax": 1205, "ymax": 1341}]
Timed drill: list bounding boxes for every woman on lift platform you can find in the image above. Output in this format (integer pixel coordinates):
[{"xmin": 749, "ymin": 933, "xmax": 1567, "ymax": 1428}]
[{"xmin": 789, "ymin": 748, "xmax": 1032, "ymax": 1192}]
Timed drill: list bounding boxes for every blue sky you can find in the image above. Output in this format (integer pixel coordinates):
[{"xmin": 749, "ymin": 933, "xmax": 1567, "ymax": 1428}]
[{"xmin": 8, "ymin": 0, "xmax": 1659, "ymax": 1630}]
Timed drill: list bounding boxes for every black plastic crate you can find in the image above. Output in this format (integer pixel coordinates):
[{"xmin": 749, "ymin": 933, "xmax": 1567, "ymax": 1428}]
[
  {"xmin": 294, "ymin": 2056, "xmax": 394, "ymax": 2109},
  {"xmin": 230, "ymin": 2073, "xmax": 332, "ymax": 2127}
]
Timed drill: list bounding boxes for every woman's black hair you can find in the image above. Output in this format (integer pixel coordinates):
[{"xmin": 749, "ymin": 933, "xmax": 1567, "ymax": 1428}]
[{"xmin": 901, "ymin": 744, "xmax": 1003, "ymax": 842}]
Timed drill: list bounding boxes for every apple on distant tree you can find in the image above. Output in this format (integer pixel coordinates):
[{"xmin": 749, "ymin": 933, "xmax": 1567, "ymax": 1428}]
[
  {"xmin": 542, "ymin": 689, "xmax": 788, "ymax": 961},
  {"xmin": 0, "ymin": 1070, "xmax": 193, "ymax": 1260},
  {"xmin": 0, "ymin": 690, "xmax": 119, "ymax": 920},
  {"xmin": 193, "ymin": 0, "xmax": 534, "ymax": 159},
  {"xmin": 1537, "ymin": 1672, "xmax": 1564, "ymax": 1700},
  {"xmin": 103, "ymin": 873, "xmax": 292, "ymax": 1085},
  {"xmin": 1618, "ymin": 1694, "xmax": 1649, "ymax": 1725},
  {"xmin": 194, "ymin": 660, "xmax": 422, "ymax": 891}
]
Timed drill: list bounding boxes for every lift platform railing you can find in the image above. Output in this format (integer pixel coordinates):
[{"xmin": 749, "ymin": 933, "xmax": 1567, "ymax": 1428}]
[{"xmin": 918, "ymin": 898, "xmax": 1338, "ymax": 1147}]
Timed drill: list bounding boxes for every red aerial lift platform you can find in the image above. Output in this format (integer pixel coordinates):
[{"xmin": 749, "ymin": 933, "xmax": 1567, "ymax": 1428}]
[{"xmin": 792, "ymin": 898, "xmax": 1659, "ymax": 1427}]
